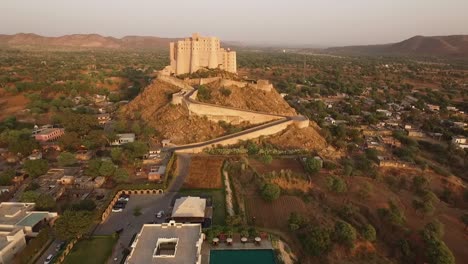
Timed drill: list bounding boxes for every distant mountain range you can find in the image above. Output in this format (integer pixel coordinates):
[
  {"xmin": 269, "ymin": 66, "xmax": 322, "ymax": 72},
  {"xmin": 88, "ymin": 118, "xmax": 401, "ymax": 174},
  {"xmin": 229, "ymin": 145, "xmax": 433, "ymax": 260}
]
[
  {"xmin": 1, "ymin": 33, "xmax": 467, "ymax": 58},
  {"xmin": 325, "ymin": 35, "xmax": 468, "ymax": 57},
  {"xmin": 0, "ymin": 33, "xmax": 178, "ymax": 49}
]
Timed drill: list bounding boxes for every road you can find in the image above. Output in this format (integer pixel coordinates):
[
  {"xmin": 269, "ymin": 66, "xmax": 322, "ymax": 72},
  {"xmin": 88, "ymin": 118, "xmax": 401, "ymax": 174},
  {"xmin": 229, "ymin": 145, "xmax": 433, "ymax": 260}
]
[{"xmin": 35, "ymin": 239, "xmax": 62, "ymax": 264}]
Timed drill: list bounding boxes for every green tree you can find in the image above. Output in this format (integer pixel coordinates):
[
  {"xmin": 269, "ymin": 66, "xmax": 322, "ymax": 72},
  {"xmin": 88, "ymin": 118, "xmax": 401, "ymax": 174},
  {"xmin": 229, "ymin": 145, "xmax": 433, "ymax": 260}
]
[
  {"xmin": 54, "ymin": 210, "xmax": 93, "ymax": 240},
  {"xmin": 424, "ymin": 239, "xmax": 455, "ymax": 264},
  {"xmin": 326, "ymin": 176, "xmax": 347, "ymax": 193},
  {"xmin": 113, "ymin": 168, "xmax": 129, "ymax": 183},
  {"xmin": 460, "ymin": 213, "xmax": 468, "ymax": 230},
  {"xmin": 99, "ymin": 161, "xmax": 116, "ymax": 177},
  {"xmin": 83, "ymin": 130, "xmax": 107, "ymax": 149},
  {"xmin": 20, "ymin": 191, "xmax": 40, "ymax": 203},
  {"xmin": 35, "ymin": 194, "xmax": 56, "ymax": 210},
  {"xmin": 0, "ymin": 169, "xmax": 14, "ymax": 185},
  {"xmin": 288, "ymin": 212, "xmax": 307, "ymax": 231},
  {"xmin": 362, "ymin": 224, "xmax": 377, "ymax": 242},
  {"xmin": 24, "ymin": 159, "xmax": 49, "ymax": 178},
  {"xmin": 58, "ymin": 132, "xmax": 81, "ymax": 151},
  {"xmin": 260, "ymin": 154, "xmax": 273, "ymax": 164},
  {"xmin": 124, "ymin": 141, "xmax": 148, "ymax": 160},
  {"xmin": 334, "ymin": 221, "xmax": 357, "ymax": 248},
  {"xmin": 304, "ymin": 157, "xmax": 321, "ymax": 174},
  {"xmin": 110, "ymin": 147, "xmax": 123, "ymax": 163},
  {"xmin": 246, "ymin": 141, "xmax": 259, "ymax": 155},
  {"xmin": 260, "ymin": 183, "xmax": 281, "ymax": 202},
  {"xmin": 70, "ymin": 199, "xmax": 96, "ymax": 211},
  {"xmin": 300, "ymin": 227, "xmax": 332, "ymax": 256},
  {"xmin": 58, "ymin": 152, "xmax": 77, "ymax": 167},
  {"xmin": 86, "ymin": 159, "xmax": 102, "ymax": 177}
]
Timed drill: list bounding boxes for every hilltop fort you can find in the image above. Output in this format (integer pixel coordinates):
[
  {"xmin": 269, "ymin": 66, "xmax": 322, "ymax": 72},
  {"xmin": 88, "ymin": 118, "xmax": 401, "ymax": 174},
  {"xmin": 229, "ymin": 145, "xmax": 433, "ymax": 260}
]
[{"xmin": 162, "ymin": 33, "xmax": 237, "ymax": 75}]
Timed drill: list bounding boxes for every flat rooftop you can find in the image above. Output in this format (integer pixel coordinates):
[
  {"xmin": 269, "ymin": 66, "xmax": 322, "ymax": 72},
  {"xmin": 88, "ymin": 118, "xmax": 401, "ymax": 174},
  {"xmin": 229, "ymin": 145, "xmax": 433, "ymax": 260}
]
[
  {"xmin": 126, "ymin": 222, "xmax": 202, "ymax": 264},
  {"xmin": 36, "ymin": 128, "xmax": 62, "ymax": 135},
  {"xmin": 0, "ymin": 203, "xmax": 35, "ymax": 226}
]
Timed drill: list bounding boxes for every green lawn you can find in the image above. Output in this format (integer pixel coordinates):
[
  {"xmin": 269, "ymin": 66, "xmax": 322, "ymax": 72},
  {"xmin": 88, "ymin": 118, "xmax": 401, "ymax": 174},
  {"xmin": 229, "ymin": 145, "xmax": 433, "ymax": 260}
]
[
  {"xmin": 179, "ymin": 189, "xmax": 226, "ymax": 225},
  {"xmin": 63, "ymin": 236, "xmax": 117, "ymax": 264}
]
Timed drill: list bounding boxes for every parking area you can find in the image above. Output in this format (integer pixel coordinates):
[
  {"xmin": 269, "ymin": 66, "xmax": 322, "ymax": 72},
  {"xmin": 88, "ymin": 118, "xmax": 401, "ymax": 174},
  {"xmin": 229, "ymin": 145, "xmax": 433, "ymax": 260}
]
[{"xmin": 93, "ymin": 193, "xmax": 175, "ymax": 263}]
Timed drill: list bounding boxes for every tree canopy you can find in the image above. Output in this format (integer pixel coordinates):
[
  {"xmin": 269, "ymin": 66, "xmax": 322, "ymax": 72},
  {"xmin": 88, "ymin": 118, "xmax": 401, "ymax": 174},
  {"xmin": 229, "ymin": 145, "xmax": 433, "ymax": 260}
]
[
  {"xmin": 260, "ymin": 183, "xmax": 281, "ymax": 202},
  {"xmin": 24, "ymin": 159, "xmax": 49, "ymax": 178},
  {"xmin": 54, "ymin": 210, "xmax": 93, "ymax": 240}
]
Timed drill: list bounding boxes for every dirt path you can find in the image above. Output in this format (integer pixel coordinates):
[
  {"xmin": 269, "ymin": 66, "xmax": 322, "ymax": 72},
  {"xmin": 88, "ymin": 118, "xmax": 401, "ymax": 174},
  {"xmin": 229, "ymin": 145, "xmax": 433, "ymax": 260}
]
[
  {"xmin": 167, "ymin": 154, "xmax": 191, "ymax": 192},
  {"xmin": 223, "ymin": 170, "xmax": 234, "ymax": 216}
]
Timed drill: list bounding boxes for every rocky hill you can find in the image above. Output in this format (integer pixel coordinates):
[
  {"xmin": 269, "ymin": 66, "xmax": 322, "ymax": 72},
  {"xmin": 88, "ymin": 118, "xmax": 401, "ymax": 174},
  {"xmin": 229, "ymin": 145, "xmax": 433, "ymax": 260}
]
[
  {"xmin": 0, "ymin": 33, "xmax": 178, "ymax": 49},
  {"xmin": 326, "ymin": 35, "xmax": 468, "ymax": 57},
  {"xmin": 119, "ymin": 79, "xmax": 226, "ymax": 144},
  {"xmin": 202, "ymin": 80, "xmax": 297, "ymax": 116}
]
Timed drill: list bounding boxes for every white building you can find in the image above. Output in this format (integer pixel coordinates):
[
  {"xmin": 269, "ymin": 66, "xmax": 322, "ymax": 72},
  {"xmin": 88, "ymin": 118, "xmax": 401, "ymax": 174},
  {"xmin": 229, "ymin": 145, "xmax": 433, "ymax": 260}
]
[
  {"xmin": 125, "ymin": 221, "xmax": 203, "ymax": 264},
  {"xmin": 111, "ymin": 133, "xmax": 136, "ymax": 146},
  {"xmin": 0, "ymin": 203, "xmax": 57, "ymax": 264}
]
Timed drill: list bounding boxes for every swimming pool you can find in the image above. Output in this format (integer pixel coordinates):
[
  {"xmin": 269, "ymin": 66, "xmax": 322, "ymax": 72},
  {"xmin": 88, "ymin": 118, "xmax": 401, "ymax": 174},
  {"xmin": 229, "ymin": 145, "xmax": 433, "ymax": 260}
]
[{"xmin": 209, "ymin": 249, "xmax": 276, "ymax": 264}]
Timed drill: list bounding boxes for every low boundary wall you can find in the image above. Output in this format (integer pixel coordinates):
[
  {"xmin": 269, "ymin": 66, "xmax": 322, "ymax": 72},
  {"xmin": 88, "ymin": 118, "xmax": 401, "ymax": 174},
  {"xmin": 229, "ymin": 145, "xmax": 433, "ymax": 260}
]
[{"xmin": 101, "ymin": 189, "xmax": 164, "ymax": 222}]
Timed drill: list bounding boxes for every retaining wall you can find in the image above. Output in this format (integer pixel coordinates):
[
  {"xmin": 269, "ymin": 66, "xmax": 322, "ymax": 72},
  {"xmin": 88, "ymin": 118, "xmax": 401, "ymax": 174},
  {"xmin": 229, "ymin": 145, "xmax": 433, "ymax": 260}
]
[
  {"xmin": 174, "ymin": 119, "xmax": 297, "ymax": 154},
  {"xmin": 185, "ymin": 99, "xmax": 283, "ymax": 125}
]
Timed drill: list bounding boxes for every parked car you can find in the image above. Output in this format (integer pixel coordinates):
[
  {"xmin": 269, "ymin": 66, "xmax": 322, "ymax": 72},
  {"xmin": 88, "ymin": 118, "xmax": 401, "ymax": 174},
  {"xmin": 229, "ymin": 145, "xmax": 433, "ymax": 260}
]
[
  {"xmin": 156, "ymin": 210, "xmax": 165, "ymax": 218},
  {"xmin": 55, "ymin": 242, "xmax": 65, "ymax": 252},
  {"xmin": 112, "ymin": 202, "xmax": 126, "ymax": 212},
  {"xmin": 118, "ymin": 194, "xmax": 130, "ymax": 202},
  {"xmin": 44, "ymin": 254, "xmax": 54, "ymax": 264}
]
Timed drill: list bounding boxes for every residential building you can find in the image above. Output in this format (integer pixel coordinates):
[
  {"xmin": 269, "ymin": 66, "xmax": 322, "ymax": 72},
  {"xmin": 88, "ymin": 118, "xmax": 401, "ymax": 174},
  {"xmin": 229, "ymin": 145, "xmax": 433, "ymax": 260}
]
[
  {"xmin": 148, "ymin": 166, "xmax": 166, "ymax": 182},
  {"xmin": 125, "ymin": 221, "xmax": 203, "ymax": 264},
  {"xmin": 452, "ymin": 136, "xmax": 468, "ymax": 149},
  {"xmin": 96, "ymin": 113, "xmax": 111, "ymax": 125},
  {"xmin": 0, "ymin": 202, "xmax": 58, "ymax": 263},
  {"xmin": 34, "ymin": 128, "xmax": 64, "ymax": 142},
  {"xmin": 0, "ymin": 228, "xmax": 26, "ymax": 264},
  {"xmin": 111, "ymin": 134, "xmax": 135, "ymax": 146},
  {"xmin": 170, "ymin": 197, "xmax": 212, "ymax": 226}
]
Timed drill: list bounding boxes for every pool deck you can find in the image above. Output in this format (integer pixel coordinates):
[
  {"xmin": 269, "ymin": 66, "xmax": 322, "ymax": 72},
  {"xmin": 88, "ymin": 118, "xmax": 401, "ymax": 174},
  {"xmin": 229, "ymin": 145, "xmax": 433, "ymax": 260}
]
[{"xmin": 201, "ymin": 239, "xmax": 273, "ymax": 264}]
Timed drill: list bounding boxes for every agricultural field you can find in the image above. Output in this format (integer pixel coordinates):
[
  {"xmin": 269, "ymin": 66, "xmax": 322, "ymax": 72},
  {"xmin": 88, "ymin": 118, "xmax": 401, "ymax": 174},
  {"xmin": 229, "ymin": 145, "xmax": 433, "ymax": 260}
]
[
  {"xmin": 249, "ymin": 158, "xmax": 305, "ymax": 175},
  {"xmin": 245, "ymin": 195, "xmax": 309, "ymax": 230},
  {"xmin": 183, "ymin": 156, "xmax": 224, "ymax": 189}
]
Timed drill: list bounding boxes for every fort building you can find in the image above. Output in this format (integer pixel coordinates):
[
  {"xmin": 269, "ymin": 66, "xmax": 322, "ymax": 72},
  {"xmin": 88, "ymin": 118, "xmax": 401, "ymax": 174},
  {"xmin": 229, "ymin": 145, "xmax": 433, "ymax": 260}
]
[{"xmin": 167, "ymin": 33, "xmax": 236, "ymax": 75}]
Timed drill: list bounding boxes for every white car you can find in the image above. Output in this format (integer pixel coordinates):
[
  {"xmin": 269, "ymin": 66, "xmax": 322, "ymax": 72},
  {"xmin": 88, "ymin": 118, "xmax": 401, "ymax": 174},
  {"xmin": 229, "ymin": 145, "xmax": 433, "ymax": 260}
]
[
  {"xmin": 44, "ymin": 254, "xmax": 54, "ymax": 264},
  {"xmin": 112, "ymin": 207, "xmax": 123, "ymax": 213},
  {"xmin": 156, "ymin": 210, "xmax": 165, "ymax": 218}
]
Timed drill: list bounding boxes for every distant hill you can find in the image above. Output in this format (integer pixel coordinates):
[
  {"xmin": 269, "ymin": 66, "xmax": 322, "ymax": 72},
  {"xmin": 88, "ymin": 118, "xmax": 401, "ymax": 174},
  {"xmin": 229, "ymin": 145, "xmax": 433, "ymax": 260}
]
[
  {"xmin": 326, "ymin": 35, "xmax": 468, "ymax": 57},
  {"xmin": 0, "ymin": 33, "xmax": 179, "ymax": 49}
]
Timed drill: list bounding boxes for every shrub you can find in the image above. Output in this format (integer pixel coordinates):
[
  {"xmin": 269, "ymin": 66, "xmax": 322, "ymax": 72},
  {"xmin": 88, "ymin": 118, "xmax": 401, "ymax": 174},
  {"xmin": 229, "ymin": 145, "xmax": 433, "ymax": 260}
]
[
  {"xmin": 300, "ymin": 227, "xmax": 332, "ymax": 256},
  {"xmin": 362, "ymin": 224, "xmax": 377, "ymax": 242},
  {"xmin": 334, "ymin": 221, "xmax": 357, "ymax": 248},
  {"xmin": 220, "ymin": 87, "xmax": 232, "ymax": 96},
  {"xmin": 260, "ymin": 183, "xmax": 281, "ymax": 202},
  {"xmin": 326, "ymin": 176, "xmax": 347, "ymax": 193}
]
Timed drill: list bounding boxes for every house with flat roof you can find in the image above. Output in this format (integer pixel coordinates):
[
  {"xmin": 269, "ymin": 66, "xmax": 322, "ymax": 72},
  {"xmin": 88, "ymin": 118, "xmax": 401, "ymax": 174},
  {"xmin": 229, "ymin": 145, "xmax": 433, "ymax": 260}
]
[
  {"xmin": 34, "ymin": 128, "xmax": 64, "ymax": 142},
  {"xmin": 111, "ymin": 133, "xmax": 135, "ymax": 146},
  {"xmin": 125, "ymin": 221, "xmax": 203, "ymax": 264},
  {"xmin": 0, "ymin": 227, "xmax": 26, "ymax": 264},
  {"xmin": 0, "ymin": 202, "xmax": 57, "ymax": 263}
]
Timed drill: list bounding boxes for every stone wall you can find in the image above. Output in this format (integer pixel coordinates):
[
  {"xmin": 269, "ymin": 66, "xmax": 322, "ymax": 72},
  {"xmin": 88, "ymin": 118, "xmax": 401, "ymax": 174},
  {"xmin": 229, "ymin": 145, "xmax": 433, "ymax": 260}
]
[
  {"xmin": 185, "ymin": 98, "xmax": 284, "ymax": 125},
  {"xmin": 174, "ymin": 118, "xmax": 308, "ymax": 154}
]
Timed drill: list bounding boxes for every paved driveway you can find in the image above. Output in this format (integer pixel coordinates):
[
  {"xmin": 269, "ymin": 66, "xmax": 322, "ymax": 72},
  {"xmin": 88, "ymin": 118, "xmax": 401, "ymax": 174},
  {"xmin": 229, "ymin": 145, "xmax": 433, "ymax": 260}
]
[{"xmin": 95, "ymin": 154, "xmax": 191, "ymax": 263}]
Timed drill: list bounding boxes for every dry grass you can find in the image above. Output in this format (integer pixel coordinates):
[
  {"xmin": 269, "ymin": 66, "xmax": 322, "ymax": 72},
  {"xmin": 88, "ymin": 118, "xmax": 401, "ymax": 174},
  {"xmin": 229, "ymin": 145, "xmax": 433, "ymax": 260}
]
[
  {"xmin": 183, "ymin": 156, "xmax": 224, "ymax": 189},
  {"xmin": 245, "ymin": 195, "xmax": 308, "ymax": 230}
]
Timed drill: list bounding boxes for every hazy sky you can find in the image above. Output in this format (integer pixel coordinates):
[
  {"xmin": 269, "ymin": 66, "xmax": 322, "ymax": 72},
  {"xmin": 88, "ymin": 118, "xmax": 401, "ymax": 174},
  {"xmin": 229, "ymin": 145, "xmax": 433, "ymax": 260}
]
[{"xmin": 1, "ymin": 0, "xmax": 467, "ymax": 46}]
